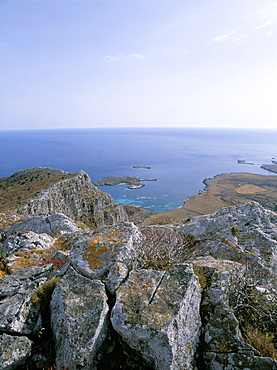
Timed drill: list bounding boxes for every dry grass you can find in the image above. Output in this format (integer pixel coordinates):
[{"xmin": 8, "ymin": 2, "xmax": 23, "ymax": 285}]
[
  {"xmin": 0, "ymin": 168, "xmax": 76, "ymax": 213},
  {"xmin": 243, "ymin": 324, "xmax": 277, "ymax": 359}
]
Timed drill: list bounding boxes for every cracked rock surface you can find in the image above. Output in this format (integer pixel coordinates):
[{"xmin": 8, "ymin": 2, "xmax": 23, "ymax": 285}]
[
  {"xmin": 2, "ymin": 202, "xmax": 277, "ymax": 369},
  {"xmin": 111, "ymin": 264, "xmax": 201, "ymax": 369}
]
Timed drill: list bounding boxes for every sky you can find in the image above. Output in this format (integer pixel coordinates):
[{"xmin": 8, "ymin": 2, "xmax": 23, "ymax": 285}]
[{"xmin": 0, "ymin": 0, "xmax": 277, "ymax": 130}]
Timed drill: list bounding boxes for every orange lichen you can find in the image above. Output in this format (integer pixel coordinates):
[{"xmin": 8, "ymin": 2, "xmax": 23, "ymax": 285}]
[
  {"xmin": 218, "ymin": 341, "xmax": 228, "ymax": 352},
  {"xmin": 12, "ymin": 257, "xmax": 35, "ymax": 271},
  {"xmin": 0, "ymin": 270, "xmax": 5, "ymax": 278}
]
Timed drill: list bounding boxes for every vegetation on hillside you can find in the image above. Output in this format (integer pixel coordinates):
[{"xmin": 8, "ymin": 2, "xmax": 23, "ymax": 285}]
[{"xmin": 0, "ymin": 167, "xmax": 76, "ymax": 213}]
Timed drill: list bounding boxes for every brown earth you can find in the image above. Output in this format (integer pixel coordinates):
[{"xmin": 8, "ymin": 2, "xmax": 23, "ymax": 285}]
[{"xmin": 143, "ymin": 172, "xmax": 277, "ymax": 225}]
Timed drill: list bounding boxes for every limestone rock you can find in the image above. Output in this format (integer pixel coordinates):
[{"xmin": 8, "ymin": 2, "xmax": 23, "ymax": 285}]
[
  {"xmin": 20, "ymin": 170, "xmax": 128, "ymax": 227},
  {"xmin": 6, "ymin": 213, "xmax": 80, "ymax": 237},
  {"xmin": 180, "ymin": 202, "xmax": 277, "ymax": 269},
  {"xmin": 111, "ymin": 264, "xmax": 201, "ymax": 369},
  {"xmin": 69, "ymin": 223, "xmax": 137, "ymax": 294},
  {"xmin": 3, "ymin": 231, "xmax": 54, "ymax": 256},
  {"xmin": 0, "ymin": 264, "xmax": 52, "ymax": 334},
  {"xmin": 193, "ymin": 256, "xmax": 277, "ymax": 369},
  {"xmin": 2, "ymin": 231, "xmax": 54, "ymax": 272},
  {"xmin": 0, "ymin": 333, "xmax": 33, "ymax": 370},
  {"xmin": 50, "ymin": 266, "xmax": 109, "ymax": 369}
]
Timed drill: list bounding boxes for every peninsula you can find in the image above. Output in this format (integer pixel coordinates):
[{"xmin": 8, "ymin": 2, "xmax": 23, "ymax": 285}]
[
  {"xmin": 94, "ymin": 175, "xmax": 157, "ymax": 189},
  {"xmin": 260, "ymin": 164, "xmax": 277, "ymax": 174},
  {"xmin": 143, "ymin": 171, "xmax": 277, "ymax": 224}
]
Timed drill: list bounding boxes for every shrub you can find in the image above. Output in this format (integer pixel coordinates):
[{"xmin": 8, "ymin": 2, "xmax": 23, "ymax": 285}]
[
  {"xmin": 133, "ymin": 226, "xmax": 202, "ymax": 270},
  {"xmin": 149, "ymin": 215, "xmax": 176, "ymax": 225},
  {"xmin": 227, "ymin": 263, "xmax": 277, "ymax": 358}
]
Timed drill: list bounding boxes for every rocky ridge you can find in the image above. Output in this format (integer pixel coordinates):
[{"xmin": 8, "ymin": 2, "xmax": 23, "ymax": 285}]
[
  {"xmin": 1, "ymin": 200, "xmax": 277, "ymax": 369},
  {"xmin": 19, "ymin": 170, "xmax": 128, "ymax": 227},
  {"xmin": 1, "ymin": 168, "xmax": 277, "ymax": 369}
]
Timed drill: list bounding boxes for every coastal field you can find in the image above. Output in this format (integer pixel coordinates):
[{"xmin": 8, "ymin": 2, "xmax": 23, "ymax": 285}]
[{"xmin": 143, "ymin": 172, "xmax": 277, "ymax": 224}]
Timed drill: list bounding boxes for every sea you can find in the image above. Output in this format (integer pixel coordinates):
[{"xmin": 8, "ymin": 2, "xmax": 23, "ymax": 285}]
[{"xmin": 1, "ymin": 127, "xmax": 277, "ymax": 213}]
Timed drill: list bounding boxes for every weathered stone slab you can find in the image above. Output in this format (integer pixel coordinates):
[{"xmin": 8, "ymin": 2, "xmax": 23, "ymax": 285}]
[
  {"xmin": 0, "ymin": 333, "xmax": 33, "ymax": 370},
  {"xmin": 6, "ymin": 213, "xmax": 80, "ymax": 237},
  {"xmin": 69, "ymin": 223, "xmax": 137, "ymax": 294},
  {"xmin": 0, "ymin": 265, "xmax": 52, "ymax": 334},
  {"xmin": 50, "ymin": 266, "xmax": 109, "ymax": 369},
  {"xmin": 111, "ymin": 264, "xmax": 201, "ymax": 369},
  {"xmin": 180, "ymin": 202, "xmax": 277, "ymax": 269}
]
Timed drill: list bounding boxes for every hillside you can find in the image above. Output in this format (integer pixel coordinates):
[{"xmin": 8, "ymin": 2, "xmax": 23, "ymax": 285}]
[
  {"xmin": 1, "ymin": 168, "xmax": 277, "ymax": 369},
  {"xmin": 0, "ymin": 167, "xmax": 75, "ymax": 214}
]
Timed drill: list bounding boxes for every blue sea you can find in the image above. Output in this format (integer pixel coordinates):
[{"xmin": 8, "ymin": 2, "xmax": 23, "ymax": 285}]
[{"xmin": 0, "ymin": 128, "xmax": 277, "ymax": 213}]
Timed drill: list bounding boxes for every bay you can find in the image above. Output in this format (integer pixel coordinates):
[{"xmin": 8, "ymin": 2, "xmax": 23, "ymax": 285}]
[{"xmin": 0, "ymin": 127, "xmax": 276, "ymax": 212}]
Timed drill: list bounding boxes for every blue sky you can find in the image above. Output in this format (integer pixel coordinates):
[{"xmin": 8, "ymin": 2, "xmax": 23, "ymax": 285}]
[{"xmin": 0, "ymin": 0, "xmax": 276, "ymax": 130}]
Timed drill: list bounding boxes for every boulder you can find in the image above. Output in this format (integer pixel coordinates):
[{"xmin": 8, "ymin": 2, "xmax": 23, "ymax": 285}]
[
  {"xmin": 0, "ymin": 333, "xmax": 33, "ymax": 370},
  {"xmin": 180, "ymin": 202, "xmax": 277, "ymax": 269},
  {"xmin": 50, "ymin": 266, "xmax": 109, "ymax": 369},
  {"xmin": 69, "ymin": 223, "xmax": 137, "ymax": 294},
  {"xmin": 111, "ymin": 264, "xmax": 201, "ymax": 369},
  {"xmin": 6, "ymin": 213, "xmax": 80, "ymax": 237},
  {"xmin": 0, "ymin": 264, "xmax": 52, "ymax": 334}
]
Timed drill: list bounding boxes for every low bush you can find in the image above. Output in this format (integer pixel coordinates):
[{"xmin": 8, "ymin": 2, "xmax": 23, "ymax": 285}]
[
  {"xmin": 133, "ymin": 226, "xmax": 202, "ymax": 270},
  {"xmin": 227, "ymin": 263, "xmax": 277, "ymax": 358}
]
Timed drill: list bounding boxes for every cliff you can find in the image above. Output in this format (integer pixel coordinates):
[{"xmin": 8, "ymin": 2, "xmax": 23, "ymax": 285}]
[
  {"xmin": 0, "ymin": 167, "xmax": 129, "ymax": 228},
  {"xmin": 1, "ymin": 199, "xmax": 277, "ymax": 369}
]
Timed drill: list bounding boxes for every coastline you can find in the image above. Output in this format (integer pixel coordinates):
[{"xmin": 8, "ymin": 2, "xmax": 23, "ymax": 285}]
[{"xmin": 142, "ymin": 171, "xmax": 277, "ymax": 225}]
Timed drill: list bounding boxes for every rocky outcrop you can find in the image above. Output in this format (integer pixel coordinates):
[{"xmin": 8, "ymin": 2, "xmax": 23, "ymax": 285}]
[
  {"xmin": 0, "ymin": 264, "xmax": 52, "ymax": 335},
  {"xmin": 1, "ymin": 202, "xmax": 277, "ymax": 368},
  {"xmin": 6, "ymin": 213, "xmax": 80, "ymax": 237},
  {"xmin": 193, "ymin": 257, "xmax": 277, "ymax": 369},
  {"xmin": 111, "ymin": 264, "xmax": 201, "ymax": 369},
  {"xmin": 2, "ymin": 214, "xmax": 79, "ymax": 273},
  {"xmin": 20, "ymin": 170, "xmax": 128, "ymax": 227},
  {"xmin": 69, "ymin": 223, "xmax": 137, "ymax": 294},
  {"xmin": 179, "ymin": 201, "xmax": 277, "ymax": 271},
  {"xmin": 51, "ymin": 266, "xmax": 109, "ymax": 369}
]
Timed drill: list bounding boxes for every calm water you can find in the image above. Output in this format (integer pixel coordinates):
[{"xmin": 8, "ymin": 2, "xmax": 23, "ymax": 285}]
[{"xmin": 0, "ymin": 128, "xmax": 276, "ymax": 212}]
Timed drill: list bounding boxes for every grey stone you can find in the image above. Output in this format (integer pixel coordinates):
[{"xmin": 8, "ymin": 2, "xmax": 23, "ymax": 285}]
[
  {"xmin": 193, "ymin": 257, "xmax": 277, "ymax": 369},
  {"xmin": 0, "ymin": 333, "xmax": 33, "ymax": 370},
  {"xmin": 0, "ymin": 264, "xmax": 52, "ymax": 334},
  {"xmin": 180, "ymin": 202, "xmax": 277, "ymax": 270},
  {"xmin": 111, "ymin": 264, "xmax": 201, "ymax": 369},
  {"xmin": 69, "ymin": 223, "xmax": 137, "ymax": 294},
  {"xmin": 6, "ymin": 213, "xmax": 80, "ymax": 237},
  {"xmin": 50, "ymin": 266, "xmax": 109, "ymax": 369}
]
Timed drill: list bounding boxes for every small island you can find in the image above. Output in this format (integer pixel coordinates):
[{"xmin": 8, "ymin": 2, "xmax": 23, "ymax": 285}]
[
  {"xmin": 132, "ymin": 165, "xmax": 151, "ymax": 169},
  {"xmin": 94, "ymin": 176, "xmax": 157, "ymax": 189}
]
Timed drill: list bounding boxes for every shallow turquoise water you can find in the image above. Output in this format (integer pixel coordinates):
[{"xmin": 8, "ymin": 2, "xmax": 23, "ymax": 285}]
[{"xmin": 0, "ymin": 127, "xmax": 276, "ymax": 212}]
